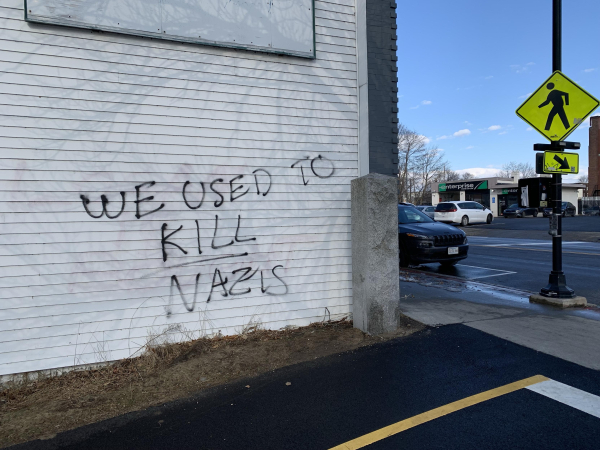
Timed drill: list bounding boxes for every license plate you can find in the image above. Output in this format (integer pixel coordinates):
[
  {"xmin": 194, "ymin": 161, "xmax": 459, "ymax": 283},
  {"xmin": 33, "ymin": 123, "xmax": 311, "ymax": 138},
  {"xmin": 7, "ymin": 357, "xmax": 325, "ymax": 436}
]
[{"xmin": 448, "ymin": 247, "xmax": 458, "ymax": 255}]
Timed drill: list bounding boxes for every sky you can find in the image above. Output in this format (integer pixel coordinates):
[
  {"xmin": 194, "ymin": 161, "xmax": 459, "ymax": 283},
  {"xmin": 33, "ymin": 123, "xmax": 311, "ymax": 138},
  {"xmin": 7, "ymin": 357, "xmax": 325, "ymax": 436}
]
[{"xmin": 396, "ymin": 0, "xmax": 600, "ymax": 182}]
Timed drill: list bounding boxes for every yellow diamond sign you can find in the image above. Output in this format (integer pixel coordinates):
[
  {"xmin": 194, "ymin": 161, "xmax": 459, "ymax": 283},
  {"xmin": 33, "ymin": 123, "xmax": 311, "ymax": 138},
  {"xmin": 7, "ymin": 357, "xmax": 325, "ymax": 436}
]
[{"xmin": 516, "ymin": 71, "xmax": 599, "ymax": 141}]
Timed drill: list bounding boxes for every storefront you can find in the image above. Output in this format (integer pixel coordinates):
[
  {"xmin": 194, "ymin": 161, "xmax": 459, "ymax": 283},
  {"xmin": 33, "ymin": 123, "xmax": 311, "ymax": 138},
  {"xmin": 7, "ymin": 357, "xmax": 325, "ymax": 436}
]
[
  {"xmin": 497, "ymin": 188, "xmax": 519, "ymax": 215},
  {"xmin": 435, "ymin": 179, "xmax": 493, "ymax": 211},
  {"xmin": 431, "ymin": 177, "xmax": 585, "ymax": 217}
]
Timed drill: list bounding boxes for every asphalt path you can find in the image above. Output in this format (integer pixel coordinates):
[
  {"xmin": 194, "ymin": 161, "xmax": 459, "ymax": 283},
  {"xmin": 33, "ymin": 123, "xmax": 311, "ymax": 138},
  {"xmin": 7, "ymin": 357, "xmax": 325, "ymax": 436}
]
[
  {"xmin": 11, "ymin": 325, "xmax": 600, "ymax": 450},
  {"xmin": 413, "ymin": 236, "xmax": 600, "ymax": 304}
]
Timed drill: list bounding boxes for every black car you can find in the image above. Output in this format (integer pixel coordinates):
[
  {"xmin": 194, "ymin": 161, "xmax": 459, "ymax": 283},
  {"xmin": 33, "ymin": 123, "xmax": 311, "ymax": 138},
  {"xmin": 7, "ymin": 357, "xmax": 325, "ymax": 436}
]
[
  {"xmin": 543, "ymin": 202, "xmax": 576, "ymax": 217},
  {"xmin": 398, "ymin": 204, "xmax": 468, "ymax": 268},
  {"xmin": 503, "ymin": 204, "xmax": 539, "ymax": 218}
]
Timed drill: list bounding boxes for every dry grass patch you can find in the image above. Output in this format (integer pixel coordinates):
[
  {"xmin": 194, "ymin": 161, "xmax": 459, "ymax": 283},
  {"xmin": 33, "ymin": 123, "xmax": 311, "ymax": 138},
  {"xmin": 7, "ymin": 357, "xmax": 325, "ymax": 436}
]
[{"xmin": 0, "ymin": 316, "xmax": 423, "ymax": 448}]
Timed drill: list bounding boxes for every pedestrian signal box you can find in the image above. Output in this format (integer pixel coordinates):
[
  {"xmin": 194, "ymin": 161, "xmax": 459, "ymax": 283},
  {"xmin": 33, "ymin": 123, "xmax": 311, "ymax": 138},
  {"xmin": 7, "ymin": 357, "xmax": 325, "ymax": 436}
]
[
  {"xmin": 518, "ymin": 177, "xmax": 552, "ymax": 209},
  {"xmin": 516, "ymin": 71, "xmax": 599, "ymax": 142}
]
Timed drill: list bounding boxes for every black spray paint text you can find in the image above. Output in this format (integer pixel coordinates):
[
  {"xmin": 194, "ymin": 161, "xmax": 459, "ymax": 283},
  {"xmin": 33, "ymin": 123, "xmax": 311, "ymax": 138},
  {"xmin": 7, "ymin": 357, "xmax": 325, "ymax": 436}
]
[
  {"xmin": 80, "ymin": 170, "xmax": 272, "ymax": 220},
  {"xmin": 78, "ymin": 158, "xmax": 335, "ymax": 309},
  {"xmin": 168, "ymin": 264, "xmax": 288, "ymax": 315}
]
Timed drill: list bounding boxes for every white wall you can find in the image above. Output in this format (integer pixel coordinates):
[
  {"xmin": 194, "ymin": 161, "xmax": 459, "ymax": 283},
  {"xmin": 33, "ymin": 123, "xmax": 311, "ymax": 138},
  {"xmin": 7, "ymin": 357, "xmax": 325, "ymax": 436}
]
[
  {"xmin": 355, "ymin": 0, "xmax": 369, "ymax": 177},
  {"xmin": 0, "ymin": 0, "xmax": 358, "ymax": 376},
  {"xmin": 490, "ymin": 193, "xmax": 499, "ymax": 217},
  {"xmin": 563, "ymin": 189, "xmax": 580, "ymax": 214}
]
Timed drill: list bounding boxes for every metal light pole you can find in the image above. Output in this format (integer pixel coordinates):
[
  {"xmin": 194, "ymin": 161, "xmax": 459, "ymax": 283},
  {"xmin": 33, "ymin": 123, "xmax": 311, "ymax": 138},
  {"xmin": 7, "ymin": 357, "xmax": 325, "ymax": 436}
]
[{"xmin": 539, "ymin": 0, "xmax": 575, "ymax": 298}]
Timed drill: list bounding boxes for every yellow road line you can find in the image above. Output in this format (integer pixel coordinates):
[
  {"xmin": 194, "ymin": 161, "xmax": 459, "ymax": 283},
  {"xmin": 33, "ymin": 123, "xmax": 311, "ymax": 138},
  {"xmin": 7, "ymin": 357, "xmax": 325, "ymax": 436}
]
[
  {"xmin": 470, "ymin": 245, "xmax": 600, "ymax": 256},
  {"xmin": 329, "ymin": 375, "xmax": 548, "ymax": 450}
]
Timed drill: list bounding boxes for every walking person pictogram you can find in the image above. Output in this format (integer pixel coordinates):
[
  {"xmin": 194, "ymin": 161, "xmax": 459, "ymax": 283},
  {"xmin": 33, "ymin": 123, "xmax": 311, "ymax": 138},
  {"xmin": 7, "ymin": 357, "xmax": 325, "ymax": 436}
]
[{"xmin": 538, "ymin": 82, "xmax": 570, "ymax": 130}]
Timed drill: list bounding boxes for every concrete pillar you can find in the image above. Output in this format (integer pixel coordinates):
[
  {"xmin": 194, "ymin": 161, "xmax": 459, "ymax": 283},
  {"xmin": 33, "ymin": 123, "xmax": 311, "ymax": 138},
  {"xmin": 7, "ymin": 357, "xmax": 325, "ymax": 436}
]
[
  {"xmin": 460, "ymin": 191, "xmax": 466, "ymax": 201},
  {"xmin": 351, "ymin": 173, "xmax": 400, "ymax": 334}
]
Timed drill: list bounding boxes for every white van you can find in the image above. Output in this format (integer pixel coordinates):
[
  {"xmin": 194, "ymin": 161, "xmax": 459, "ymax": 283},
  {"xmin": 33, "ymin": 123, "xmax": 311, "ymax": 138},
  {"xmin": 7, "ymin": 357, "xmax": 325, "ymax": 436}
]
[{"xmin": 434, "ymin": 201, "xmax": 493, "ymax": 226}]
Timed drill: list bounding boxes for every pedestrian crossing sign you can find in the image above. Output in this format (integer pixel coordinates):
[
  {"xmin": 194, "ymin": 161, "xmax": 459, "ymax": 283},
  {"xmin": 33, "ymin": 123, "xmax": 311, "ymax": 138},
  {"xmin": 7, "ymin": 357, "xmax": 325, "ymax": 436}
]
[{"xmin": 516, "ymin": 71, "xmax": 599, "ymax": 142}]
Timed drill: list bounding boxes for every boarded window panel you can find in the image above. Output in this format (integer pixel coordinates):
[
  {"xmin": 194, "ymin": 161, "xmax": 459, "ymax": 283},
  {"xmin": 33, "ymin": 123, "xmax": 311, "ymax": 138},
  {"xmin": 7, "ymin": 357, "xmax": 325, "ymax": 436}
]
[
  {"xmin": 26, "ymin": 0, "xmax": 163, "ymax": 34},
  {"xmin": 26, "ymin": 0, "xmax": 315, "ymax": 58},
  {"xmin": 0, "ymin": 0, "xmax": 357, "ymax": 377}
]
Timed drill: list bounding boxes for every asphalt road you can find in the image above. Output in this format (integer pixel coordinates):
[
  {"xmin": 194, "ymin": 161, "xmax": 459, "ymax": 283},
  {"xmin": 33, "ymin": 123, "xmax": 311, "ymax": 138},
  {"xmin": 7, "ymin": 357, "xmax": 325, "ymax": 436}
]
[
  {"xmin": 469, "ymin": 215, "xmax": 600, "ymax": 233},
  {"xmin": 412, "ymin": 236, "xmax": 600, "ymax": 304},
  {"xmin": 11, "ymin": 325, "xmax": 600, "ymax": 450}
]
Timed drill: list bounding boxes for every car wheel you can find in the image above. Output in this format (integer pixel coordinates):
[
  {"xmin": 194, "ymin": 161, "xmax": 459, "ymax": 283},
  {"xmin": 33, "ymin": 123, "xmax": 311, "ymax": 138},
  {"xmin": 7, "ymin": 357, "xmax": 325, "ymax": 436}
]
[
  {"xmin": 533, "ymin": 211, "xmax": 538, "ymax": 217},
  {"xmin": 460, "ymin": 215, "xmax": 469, "ymax": 227},
  {"xmin": 399, "ymin": 243, "xmax": 409, "ymax": 268},
  {"xmin": 486, "ymin": 214, "xmax": 493, "ymax": 224},
  {"xmin": 440, "ymin": 260, "xmax": 458, "ymax": 268}
]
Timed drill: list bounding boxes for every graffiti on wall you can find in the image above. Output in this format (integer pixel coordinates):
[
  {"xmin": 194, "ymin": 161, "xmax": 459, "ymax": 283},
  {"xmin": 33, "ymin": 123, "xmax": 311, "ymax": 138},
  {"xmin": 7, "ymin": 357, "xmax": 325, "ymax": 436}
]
[{"xmin": 78, "ymin": 156, "xmax": 335, "ymax": 316}]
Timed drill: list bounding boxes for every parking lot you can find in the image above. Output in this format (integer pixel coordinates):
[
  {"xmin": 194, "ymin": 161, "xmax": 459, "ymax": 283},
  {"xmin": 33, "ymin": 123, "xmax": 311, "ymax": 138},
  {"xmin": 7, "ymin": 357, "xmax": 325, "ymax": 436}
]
[{"xmin": 15, "ymin": 325, "xmax": 600, "ymax": 450}]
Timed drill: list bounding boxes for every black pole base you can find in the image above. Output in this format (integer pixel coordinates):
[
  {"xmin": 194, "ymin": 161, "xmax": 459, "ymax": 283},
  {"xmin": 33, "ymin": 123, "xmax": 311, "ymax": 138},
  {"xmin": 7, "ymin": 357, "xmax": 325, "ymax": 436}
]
[{"xmin": 540, "ymin": 272, "xmax": 575, "ymax": 298}]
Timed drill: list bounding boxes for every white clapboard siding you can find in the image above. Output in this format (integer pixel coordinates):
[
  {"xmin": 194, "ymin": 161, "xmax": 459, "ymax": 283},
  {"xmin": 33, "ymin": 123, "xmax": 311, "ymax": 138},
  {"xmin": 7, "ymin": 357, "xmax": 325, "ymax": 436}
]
[
  {"xmin": 0, "ymin": 94, "xmax": 359, "ymax": 127},
  {"xmin": 1, "ymin": 105, "xmax": 359, "ymax": 133},
  {"xmin": 0, "ymin": 142, "xmax": 358, "ymax": 161},
  {"xmin": 1, "ymin": 304, "xmax": 353, "ymax": 375},
  {"xmin": 0, "ymin": 0, "xmax": 359, "ymax": 376},
  {"xmin": 2, "ymin": 296, "xmax": 354, "ymax": 357}
]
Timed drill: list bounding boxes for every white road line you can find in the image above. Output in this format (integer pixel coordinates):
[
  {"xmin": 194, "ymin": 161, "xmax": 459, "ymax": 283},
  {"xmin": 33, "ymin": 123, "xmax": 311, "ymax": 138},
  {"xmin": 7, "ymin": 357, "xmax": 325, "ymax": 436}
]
[
  {"xmin": 527, "ymin": 380, "xmax": 600, "ymax": 419},
  {"xmin": 515, "ymin": 242, "xmax": 589, "ymax": 246},
  {"xmin": 468, "ymin": 237, "xmax": 593, "ymax": 247},
  {"xmin": 478, "ymin": 244, "xmax": 513, "ymax": 247},
  {"xmin": 455, "ymin": 264, "xmax": 514, "ymax": 273},
  {"xmin": 467, "ymin": 272, "xmax": 517, "ymax": 280},
  {"xmin": 472, "ymin": 242, "xmax": 591, "ymax": 247}
]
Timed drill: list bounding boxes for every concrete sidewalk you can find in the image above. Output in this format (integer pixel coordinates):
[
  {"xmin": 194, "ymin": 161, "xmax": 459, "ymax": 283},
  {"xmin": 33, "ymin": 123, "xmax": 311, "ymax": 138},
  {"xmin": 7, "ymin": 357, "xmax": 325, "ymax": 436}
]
[{"xmin": 399, "ymin": 272, "xmax": 600, "ymax": 371}]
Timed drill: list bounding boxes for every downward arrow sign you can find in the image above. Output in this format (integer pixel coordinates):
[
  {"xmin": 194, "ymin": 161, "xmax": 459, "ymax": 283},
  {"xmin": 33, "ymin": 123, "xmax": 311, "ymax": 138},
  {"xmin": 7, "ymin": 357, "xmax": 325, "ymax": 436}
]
[{"xmin": 553, "ymin": 155, "xmax": 570, "ymax": 170}]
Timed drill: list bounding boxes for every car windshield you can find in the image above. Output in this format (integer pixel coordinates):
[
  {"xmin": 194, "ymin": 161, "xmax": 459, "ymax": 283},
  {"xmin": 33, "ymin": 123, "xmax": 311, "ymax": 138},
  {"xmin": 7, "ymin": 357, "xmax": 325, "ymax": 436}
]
[
  {"xmin": 562, "ymin": 202, "xmax": 568, "ymax": 207},
  {"xmin": 509, "ymin": 204, "xmax": 519, "ymax": 209},
  {"xmin": 398, "ymin": 207, "xmax": 434, "ymax": 224}
]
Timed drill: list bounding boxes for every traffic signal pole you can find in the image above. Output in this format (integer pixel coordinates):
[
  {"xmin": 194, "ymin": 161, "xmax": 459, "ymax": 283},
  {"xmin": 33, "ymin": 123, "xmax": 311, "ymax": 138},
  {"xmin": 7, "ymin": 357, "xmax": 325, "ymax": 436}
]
[
  {"xmin": 539, "ymin": 0, "xmax": 575, "ymax": 299},
  {"xmin": 552, "ymin": 0, "xmax": 561, "ymax": 73}
]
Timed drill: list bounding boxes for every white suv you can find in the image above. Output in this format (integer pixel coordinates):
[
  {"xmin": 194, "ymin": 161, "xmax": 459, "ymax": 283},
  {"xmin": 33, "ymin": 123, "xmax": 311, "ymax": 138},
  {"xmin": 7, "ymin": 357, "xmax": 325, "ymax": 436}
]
[{"xmin": 434, "ymin": 201, "xmax": 493, "ymax": 226}]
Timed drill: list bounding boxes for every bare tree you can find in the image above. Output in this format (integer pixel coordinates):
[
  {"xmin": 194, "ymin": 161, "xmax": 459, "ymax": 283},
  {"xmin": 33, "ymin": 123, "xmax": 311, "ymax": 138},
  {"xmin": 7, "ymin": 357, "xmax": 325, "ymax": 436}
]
[
  {"xmin": 460, "ymin": 171, "xmax": 475, "ymax": 180},
  {"xmin": 433, "ymin": 162, "xmax": 459, "ymax": 183},
  {"xmin": 397, "ymin": 124, "xmax": 428, "ymax": 202},
  {"xmin": 397, "ymin": 124, "xmax": 450, "ymax": 204},
  {"xmin": 496, "ymin": 161, "xmax": 536, "ymax": 179},
  {"xmin": 413, "ymin": 148, "xmax": 445, "ymax": 204},
  {"xmin": 578, "ymin": 174, "xmax": 589, "ymax": 183}
]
